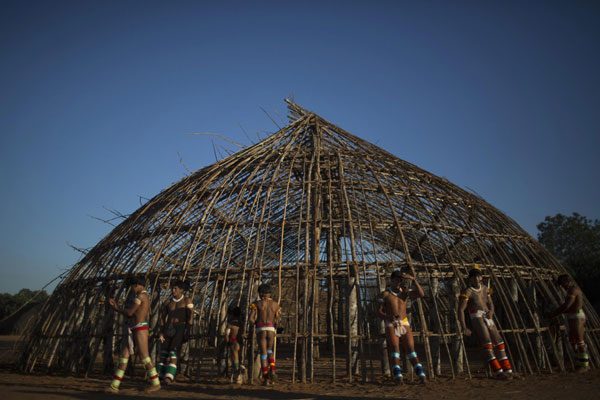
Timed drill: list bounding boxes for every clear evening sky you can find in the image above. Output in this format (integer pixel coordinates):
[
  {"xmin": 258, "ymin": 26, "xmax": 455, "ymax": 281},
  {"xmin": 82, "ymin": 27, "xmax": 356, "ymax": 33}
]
[{"xmin": 1, "ymin": 1, "xmax": 598, "ymax": 294}]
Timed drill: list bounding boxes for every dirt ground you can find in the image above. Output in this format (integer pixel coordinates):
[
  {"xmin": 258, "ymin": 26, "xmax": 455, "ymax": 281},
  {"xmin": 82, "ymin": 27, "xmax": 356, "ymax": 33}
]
[{"xmin": 2, "ymin": 336, "xmax": 599, "ymax": 400}]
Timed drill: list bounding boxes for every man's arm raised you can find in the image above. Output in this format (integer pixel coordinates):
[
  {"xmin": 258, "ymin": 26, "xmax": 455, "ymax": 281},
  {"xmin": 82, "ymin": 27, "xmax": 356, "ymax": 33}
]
[{"xmin": 405, "ymin": 274, "xmax": 425, "ymax": 299}]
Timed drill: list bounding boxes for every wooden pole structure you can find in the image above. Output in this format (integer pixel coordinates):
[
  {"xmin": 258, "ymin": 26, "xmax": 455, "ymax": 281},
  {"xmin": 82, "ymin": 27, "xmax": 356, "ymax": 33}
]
[{"xmin": 20, "ymin": 100, "xmax": 600, "ymax": 384}]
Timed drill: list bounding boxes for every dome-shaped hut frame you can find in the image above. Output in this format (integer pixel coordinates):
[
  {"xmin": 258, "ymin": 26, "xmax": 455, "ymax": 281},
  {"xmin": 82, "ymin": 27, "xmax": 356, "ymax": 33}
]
[{"xmin": 22, "ymin": 101, "xmax": 600, "ymax": 382}]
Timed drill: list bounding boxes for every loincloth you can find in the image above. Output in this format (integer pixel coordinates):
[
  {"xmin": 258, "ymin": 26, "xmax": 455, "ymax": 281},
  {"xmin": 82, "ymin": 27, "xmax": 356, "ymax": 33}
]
[
  {"xmin": 386, "ymin": 317, "xmax": 410, "ymax": 337},
  {"xmin": 126, "ymin": 321, "xmax": 149, "ymax": 354},
  {"xmin": 256, "ymin": 322, "xmax": 276, "ymax": 333},
  {"xmin": 566, "ymin": 309, "xmax": 586, "ymax": 320},
  {"xmin": 469, "ymin": 310, "xmax": 494, "ymax": 327}
]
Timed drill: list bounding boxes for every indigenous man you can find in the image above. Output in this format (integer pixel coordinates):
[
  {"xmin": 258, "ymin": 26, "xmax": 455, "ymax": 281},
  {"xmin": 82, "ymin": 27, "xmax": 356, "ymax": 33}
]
[
  {"xmin": 376, "ymin": 269, "xmax": 427, "ymax": 384},
  {"xmin": 547, "ymin": 274, "xmax": 590, "ymax": 371},
  {"xmin": 249, "ymin": 284, "xmax": 281, "ymax": 385},
  {"xmin": 157, "ymin": 280, "xmax": 194, "ymax": 384},
  {"xmin": 225, "ymin": 305, "xmax": 245, "ymax": 383},
  {"xmin": 107, "ymin": 276, "xmax": 161, "ymax": 393},
  {"xmin": 458, "ymin": 268, "xmax": 513, "ymax": 379}
]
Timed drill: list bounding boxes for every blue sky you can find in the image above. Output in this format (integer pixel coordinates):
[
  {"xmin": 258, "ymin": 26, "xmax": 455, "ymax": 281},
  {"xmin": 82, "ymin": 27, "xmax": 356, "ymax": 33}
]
[{"xmin": 1, "ymin": 1, "xmax": 598, "ymax": 294}]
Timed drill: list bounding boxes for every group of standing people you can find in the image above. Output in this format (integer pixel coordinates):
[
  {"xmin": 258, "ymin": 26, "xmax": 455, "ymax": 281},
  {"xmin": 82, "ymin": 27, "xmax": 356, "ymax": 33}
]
[
  {"xmin": 104, "ymin": 268, "xmax": 590, "ymax": 392},
  {"xmin": 105, "ymin": 279, "xmax": 280, "ymax": 393},
  {"xmin": 376, "ymin": 267, "xmax": 590, "ymax": 385}
]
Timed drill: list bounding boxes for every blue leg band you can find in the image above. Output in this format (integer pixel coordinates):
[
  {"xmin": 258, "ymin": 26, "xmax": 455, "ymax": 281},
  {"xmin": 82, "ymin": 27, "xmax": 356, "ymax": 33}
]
[
  {"xmin": 267, "ymin": 350, "xmax": 273, "ymax": 355},
  {"xmin": 408, "ymin": 351, "xmax": 417, "ymax": 359},
  {"xmin": 261, "ymin": 354, "xmax": 268, "ymax": 360},
  {"xmin": 392, "ymin": 364, "xmax": 403, "ymax": 377},
  {"xmin": 390, "ymin": 352, "xmax": 400, "ymax": 359},
  {"xmin": 414, "ymin": 363, "xmax": 426, "ymax": 377}
]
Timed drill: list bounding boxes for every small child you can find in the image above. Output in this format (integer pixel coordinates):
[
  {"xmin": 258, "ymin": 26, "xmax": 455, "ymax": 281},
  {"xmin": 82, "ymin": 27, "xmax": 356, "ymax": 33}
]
[{"xmin": 225, "ymin": 305, "xmax": 244, "ymax": 382}]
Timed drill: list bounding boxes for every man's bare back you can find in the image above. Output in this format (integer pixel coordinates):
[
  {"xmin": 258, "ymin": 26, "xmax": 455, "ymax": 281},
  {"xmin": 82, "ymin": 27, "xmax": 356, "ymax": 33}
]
[
  {"xmin": 250, "ymin": 284, "xmax": 281, "ymax": 384},
  {"xmin": 131, "ymin": 291, "xmax": 150, "ymax": 324},
  {"xmin": 564, "ymin": 286, "xmax": 583, "ymax": 314},
  {"xmin": 254, "ymin": 298, "xmax": 279, "ymax": 324}
]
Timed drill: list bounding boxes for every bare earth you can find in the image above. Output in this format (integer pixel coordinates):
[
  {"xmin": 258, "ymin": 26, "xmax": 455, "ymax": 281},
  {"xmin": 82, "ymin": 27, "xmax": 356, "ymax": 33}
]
[
  {"xmin": 1, "ymin": 367, "xmax": 599, "ymax": 400},
  {"xmin": 1, "ymin": 337, "xmax": 599, "ymax": 400}
]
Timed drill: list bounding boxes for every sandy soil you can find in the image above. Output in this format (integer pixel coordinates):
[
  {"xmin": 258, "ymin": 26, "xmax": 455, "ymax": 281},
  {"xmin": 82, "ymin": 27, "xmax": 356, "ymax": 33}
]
[
  {"xmin": 1, "ymin": 366, "xmax": 599, "ymax": 400},
  {"xmin": 1, "ymin": 336, "xmax": 599, "ymax": 399}
]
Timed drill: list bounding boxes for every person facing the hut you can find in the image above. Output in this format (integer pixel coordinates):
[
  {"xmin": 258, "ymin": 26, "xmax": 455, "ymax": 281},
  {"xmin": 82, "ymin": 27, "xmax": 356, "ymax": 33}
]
[
  {"xmin": 226, "ymin": 305, "xmax": 245, "ymax": 383},
  {"xmin": 547, "ymin": 274, "xmax": 590, "ymax": 372},
  {"xmin": 157, "ymin": 280, "xmax": 194, "ymax": 384},
  {"xmin": 376, "ymin": 269, "xmax": 427, "ymax": 384},
  {"xmin": 106, "ymin": 276, "xmax": 161, "ymax": 393},
  {"xmin": 458, "ymin": 267, "xmax": 513, "ymax": 379},
  {"xmin": 249, "ymin": 283, "xmax": 281, "ymax": 384}
]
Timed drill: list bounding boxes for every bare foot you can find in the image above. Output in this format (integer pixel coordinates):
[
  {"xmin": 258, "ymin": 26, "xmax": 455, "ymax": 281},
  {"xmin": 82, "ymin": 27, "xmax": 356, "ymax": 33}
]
[
  {"xmin": 419, "ymin": 375, "xmax": 427, "ymax": 384},
  {"xmin": 104, "ymin": 385, "xmax": 119, "ymax": 394},
  {"xmin": 145, "ymin": 384, "xmax": 161, "ymax": 392},
  {"xmin": 393, "ymin": 376, "xmax": 404, "ymax": 385}
]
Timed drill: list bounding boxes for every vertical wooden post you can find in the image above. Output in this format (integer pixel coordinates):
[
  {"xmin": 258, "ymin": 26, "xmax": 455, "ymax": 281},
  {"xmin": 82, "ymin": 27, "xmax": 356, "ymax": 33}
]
[
  {"xmin": 451, "ymin": 277, "xmax": 464, "ymax": 374},
  {"xmin": 431, "ymin": 277, "xmax": 441, "ymax": 376},
  {"xmin": 528, "ymin": 282, "xmax": 544, "ymax": 369},
  {"xmin": 508, "ymin": 279, "xmax": 520, "ymax": 373},
  {"xmin": 379, "ymin": 274, "xmax": 390, "ymax": 377},
  {"xmin": 348, "ymin": 264, "xmax": 359, "ymax": 377}
]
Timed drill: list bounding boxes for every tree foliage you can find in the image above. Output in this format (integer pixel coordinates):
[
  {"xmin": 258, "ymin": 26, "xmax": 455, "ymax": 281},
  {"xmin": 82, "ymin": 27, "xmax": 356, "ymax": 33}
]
[
  {"xmin": 537, "ymin": 212, "xmax": 600, "ymax": 304},
  {"xmin": 0, "ymin": 289, "xmax": 49, "ymax": 321}
]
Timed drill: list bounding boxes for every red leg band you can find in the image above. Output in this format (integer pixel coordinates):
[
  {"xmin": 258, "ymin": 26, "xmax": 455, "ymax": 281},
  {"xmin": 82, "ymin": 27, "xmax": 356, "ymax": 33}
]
[
  {"xmin": 489, "ymin": 358, "xmax": 502, "ymax": 372},
  {"xmin": 500, "ymin": 359, "xmax": 512, "ymax": 371}
]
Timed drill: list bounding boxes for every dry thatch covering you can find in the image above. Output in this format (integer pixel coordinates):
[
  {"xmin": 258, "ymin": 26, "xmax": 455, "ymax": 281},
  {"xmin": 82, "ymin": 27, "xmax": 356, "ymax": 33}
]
[{"xmin": 21, "ymin": 100, "xmax": 600, "ymax": 381}]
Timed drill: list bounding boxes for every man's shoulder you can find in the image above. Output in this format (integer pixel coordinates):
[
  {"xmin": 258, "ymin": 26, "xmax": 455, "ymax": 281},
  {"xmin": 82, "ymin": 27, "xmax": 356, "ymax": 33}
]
[{"xmin": 569, "ymin": 286, "xmax": 582, "ymax": 296}]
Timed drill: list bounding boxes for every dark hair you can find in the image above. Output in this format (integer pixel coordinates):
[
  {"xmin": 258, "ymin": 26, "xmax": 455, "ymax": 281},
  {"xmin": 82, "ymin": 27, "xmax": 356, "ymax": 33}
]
[
  {"xmin": 391, "ymin": 270, "xmax": 403, "ymax": 280},
  {"xmin": 258, "ymin": 284, "xmax": 272, "ymax": 295},
  {"xmin": 172, "ymin": 279, "xmax": 186, "ymax": 290},
  {"xmin": 557, "ymin": 274, "xmax": 570, "ymax": 285},
  {"xmin": 468, "ymin": 268, "xmax": 482, "ymax": 279},
  {"xmin": 125, "ymin": 275, "xmax": 146, "ymax": 287},
  {"xmin": 228, "ymin": 305, "xmax": 241, "ymax": 317}
]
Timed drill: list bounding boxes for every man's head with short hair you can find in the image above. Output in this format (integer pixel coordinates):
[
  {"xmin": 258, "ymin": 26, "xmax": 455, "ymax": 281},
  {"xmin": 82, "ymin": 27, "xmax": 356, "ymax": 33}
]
[
  {"xmin": 556, "ymin": 274, "xmax": 570, "ymax": 288},
  {"xmin": 172, "ymin": 279, "xmax": 186, "ymax": 290},
  {"xmin": 467, "ymin": 268, "xmax": 483, "ymax": 287},
  {"xmin": 171, "ymin": 279, "xmax": 186, "ymax": 298},
  {"xmin": 228, "ymin": 305, "xmax": 242, "ymax": 318},
  {"xmin": 391, "ymin": 270, "xmax": 403, "ymax": 280},
  {"xmin": 468, "ymin": 268, "xmax": 482, "ymax": 279},
  {"xmin": 390, "ymin": 269, "xmax": 405, "ymax": 289},
  {"xmin": 258, "ymin": 283, "xmax": 272, "ymax": 298},
  {"xmin": 125, "ymin": 275, "xmax": 145, "ymax": 288}
]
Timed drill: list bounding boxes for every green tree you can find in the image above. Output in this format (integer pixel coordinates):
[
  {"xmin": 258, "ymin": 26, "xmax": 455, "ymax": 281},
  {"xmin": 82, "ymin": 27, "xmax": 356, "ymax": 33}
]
[
  {"xmin": 537, "ymin": 213, "xmax": 600, "ymax": 305},
  {"xmin": 0, "ymin": 289, "xmax": 49, "ymax": 320}
]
